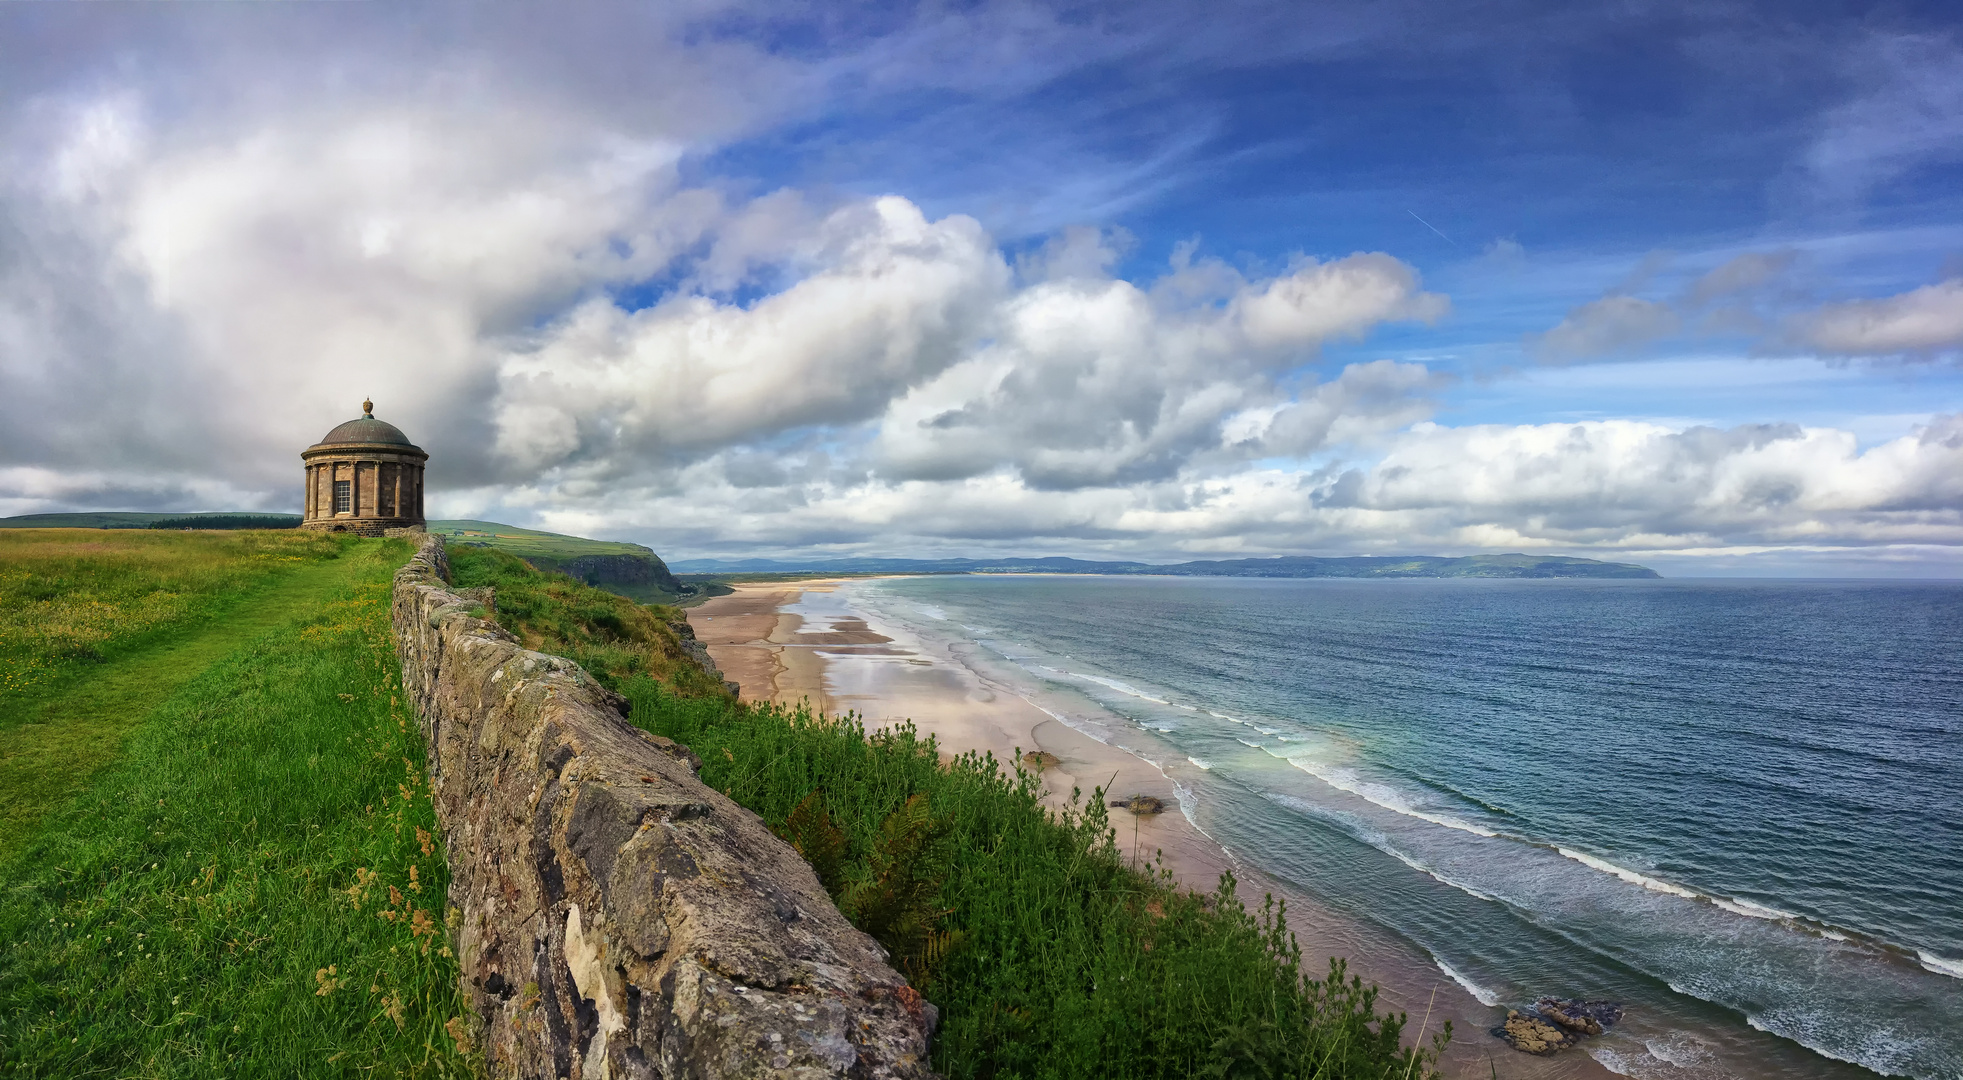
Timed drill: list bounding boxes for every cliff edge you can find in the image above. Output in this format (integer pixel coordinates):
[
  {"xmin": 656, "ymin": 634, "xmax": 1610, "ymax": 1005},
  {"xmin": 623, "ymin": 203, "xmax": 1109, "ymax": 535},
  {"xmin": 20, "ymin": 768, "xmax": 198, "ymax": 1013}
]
[{"xmin": 391, "ymin": 534, "xmax": 937, "ymax": 1079}]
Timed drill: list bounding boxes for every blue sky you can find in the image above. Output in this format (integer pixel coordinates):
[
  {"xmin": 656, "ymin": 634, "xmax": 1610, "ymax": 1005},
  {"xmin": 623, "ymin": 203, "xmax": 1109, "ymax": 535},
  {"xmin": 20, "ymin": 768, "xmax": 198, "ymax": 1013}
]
[{"xmin": 1, "ymin": 2, "xmax": 1960, "ymax": 573}]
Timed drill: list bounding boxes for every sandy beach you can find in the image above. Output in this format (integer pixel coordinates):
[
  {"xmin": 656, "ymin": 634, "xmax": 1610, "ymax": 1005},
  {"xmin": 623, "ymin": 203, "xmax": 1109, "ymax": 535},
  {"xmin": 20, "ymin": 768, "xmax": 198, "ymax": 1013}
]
[{"xmin": 689, "ymin": 580, "xmax": 1616, "ymax": 1080}]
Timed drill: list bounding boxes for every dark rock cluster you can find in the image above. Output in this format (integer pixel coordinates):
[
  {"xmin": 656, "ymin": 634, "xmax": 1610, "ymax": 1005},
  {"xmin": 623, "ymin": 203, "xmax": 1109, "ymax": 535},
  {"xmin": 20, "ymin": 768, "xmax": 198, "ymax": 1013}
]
[{"xmin": 1491, "ymin": 998, "xmax": 1624, "ymax": 1055}]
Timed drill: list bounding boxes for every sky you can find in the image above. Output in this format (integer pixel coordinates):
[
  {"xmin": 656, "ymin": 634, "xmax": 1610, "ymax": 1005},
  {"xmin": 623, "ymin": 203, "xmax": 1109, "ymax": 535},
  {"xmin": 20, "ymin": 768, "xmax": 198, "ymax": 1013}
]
[{"xmin": 2, "ymin": 1, "xmax": 1961, "ymax": 575}]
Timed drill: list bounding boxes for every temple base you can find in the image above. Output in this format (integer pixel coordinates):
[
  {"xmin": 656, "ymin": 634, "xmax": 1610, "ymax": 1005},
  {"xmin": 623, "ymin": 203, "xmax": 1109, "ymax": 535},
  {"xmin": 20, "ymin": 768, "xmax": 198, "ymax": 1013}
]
[{"xmin": 300, "ymin": 517, "xmax": 422, "ymax": 538}]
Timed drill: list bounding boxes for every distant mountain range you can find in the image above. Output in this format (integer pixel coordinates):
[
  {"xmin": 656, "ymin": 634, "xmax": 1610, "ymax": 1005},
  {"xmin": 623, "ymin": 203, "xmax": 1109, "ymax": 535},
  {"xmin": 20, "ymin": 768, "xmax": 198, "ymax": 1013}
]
[{"xmin": 672, "ymin": 552, "xmax": 1661, "ymax": 579}]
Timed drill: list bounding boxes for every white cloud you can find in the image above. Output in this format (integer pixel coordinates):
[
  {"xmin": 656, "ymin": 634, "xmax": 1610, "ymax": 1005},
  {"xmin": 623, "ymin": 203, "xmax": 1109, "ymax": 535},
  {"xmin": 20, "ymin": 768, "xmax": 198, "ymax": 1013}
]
[
  {"xmin": 1328, "ymin": 416, "xmax": 1963, "ymax": 540},
  {"xmin": 493, "ymin": 196, "xmax": 1012, "ymax": 471},
  {"xmin": 864, "ymin": 256, "xmax": 1444, "ymax": 489}
]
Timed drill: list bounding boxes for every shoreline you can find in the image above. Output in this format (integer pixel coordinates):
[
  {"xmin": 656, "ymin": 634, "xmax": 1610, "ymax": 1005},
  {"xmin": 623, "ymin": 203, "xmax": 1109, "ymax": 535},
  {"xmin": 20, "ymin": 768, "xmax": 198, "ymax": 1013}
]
[{"xmin": 688, "ymin": 580, "xmax": 1617, "ymax": 1080}]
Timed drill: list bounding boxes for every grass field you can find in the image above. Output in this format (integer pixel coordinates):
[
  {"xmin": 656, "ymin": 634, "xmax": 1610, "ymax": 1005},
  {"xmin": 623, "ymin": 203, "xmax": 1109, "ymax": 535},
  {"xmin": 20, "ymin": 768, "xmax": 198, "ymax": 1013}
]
[
  {"xmin": 0, "ymin": 528, "xmax": 343, "ymax": 702},
  {"xmin": 0, "ymin": 532, "xmax": 470, "ymax": 1077},
  {"xmin": 1, "ymin": 530, "xmax": 365, "ymax": 846},
  {"xmin": 456, "ymin": 547, "xmax": 1450, "ymax": 1080}
]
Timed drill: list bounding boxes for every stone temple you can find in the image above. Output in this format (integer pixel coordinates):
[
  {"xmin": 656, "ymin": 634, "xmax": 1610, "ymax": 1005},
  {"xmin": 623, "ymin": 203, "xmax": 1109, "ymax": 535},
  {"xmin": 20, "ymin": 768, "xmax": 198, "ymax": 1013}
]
[{"xmin": 300, "ymin": 398, "xmax": 428, "ymax": 535}]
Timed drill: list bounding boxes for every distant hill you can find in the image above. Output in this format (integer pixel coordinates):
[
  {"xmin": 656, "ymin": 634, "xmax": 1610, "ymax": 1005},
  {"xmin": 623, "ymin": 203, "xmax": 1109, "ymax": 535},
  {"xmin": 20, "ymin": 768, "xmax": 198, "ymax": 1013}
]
[
  {"xmin": 673, "ymin": 552, "xmax": 1661, "ymax": 579},
  {"xmin": 426, "ymin": 520, "xmax": 692, "ymax": 602},
  {"xmin": 0, "ymin": 511, "xmax": 301, "ymax": 530}
]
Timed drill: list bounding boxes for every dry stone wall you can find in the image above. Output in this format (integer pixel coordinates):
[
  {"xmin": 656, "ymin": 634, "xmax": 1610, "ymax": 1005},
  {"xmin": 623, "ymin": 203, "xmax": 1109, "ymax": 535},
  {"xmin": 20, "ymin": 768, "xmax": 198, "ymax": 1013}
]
[{"xmin": 392, "ymin": 535, "xmax": 938, "ymax": 1079}]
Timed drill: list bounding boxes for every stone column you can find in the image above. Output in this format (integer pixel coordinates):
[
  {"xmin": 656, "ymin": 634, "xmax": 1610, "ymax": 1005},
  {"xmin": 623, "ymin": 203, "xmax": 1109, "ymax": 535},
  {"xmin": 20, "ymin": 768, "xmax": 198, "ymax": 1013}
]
[{"xmin": 392, "ymin": 466, "xmax": 403, "ymax": 522}]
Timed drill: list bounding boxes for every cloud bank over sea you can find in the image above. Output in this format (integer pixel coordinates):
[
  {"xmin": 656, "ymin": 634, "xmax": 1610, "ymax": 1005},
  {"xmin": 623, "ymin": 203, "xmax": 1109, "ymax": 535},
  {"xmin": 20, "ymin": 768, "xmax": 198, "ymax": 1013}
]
[{"xmin": 2, "ymin": 3, "xmax": 1960, "ymax": 573}]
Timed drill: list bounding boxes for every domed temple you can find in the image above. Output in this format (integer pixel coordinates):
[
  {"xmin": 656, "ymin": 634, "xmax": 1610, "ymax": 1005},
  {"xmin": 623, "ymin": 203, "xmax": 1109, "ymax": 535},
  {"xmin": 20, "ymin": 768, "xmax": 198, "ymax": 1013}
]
[{"xmin": 300, "ymin": 399, "xmax": 428, "ymax": 535}]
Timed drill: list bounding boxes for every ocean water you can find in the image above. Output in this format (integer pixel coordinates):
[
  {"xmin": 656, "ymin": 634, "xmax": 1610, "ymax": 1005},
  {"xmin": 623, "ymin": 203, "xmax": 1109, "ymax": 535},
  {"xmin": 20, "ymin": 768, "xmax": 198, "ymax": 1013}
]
[{"xmin": 837, "ymin": 575, "xmax": 1963, "ymax": 1080}]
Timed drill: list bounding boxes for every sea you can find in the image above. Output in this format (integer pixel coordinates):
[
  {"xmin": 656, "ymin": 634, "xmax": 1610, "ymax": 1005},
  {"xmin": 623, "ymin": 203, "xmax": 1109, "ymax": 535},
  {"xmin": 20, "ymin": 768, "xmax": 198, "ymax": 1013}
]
[{"xmin": 823, "ymin": 574, "xmax": 1962, "ymax": 1080}]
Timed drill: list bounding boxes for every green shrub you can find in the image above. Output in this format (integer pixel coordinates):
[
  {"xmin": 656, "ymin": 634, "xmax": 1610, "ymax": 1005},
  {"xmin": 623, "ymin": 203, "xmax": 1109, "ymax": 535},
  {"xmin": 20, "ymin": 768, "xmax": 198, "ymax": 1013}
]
[{"xmin": 621, "ymin": 682, "xmax": 1446, "ymax": 1079}]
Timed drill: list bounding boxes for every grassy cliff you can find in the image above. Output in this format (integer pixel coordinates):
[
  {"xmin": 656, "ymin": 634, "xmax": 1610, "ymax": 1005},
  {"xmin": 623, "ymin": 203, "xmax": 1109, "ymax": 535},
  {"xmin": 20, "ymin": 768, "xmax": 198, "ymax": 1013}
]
[{"xmin": 428, "ymin": 519, "xmax": 695, "ymax": 603}]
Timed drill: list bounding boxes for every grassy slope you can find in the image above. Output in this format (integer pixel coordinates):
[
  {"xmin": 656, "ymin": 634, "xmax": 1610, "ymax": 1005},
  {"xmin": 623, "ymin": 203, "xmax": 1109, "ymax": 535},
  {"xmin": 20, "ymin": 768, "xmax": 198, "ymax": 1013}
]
[
  {"xmin": 0, "ymin": 534, "xmax": 470, "ymax": 1078},
  {"xmin": 431, "ymin": 520, "xmax": 691, "ymax": 604},
  {"xmin": 446, "ymin": 545, "xmax": 727, "ymax": 697},
  {"xmin": 455, "ymin": 546, "xmax": 1447, "ymax": 1080},
  {"xmin": 426, "ymin": 520, "xmax": 650, "ymax": 559}
]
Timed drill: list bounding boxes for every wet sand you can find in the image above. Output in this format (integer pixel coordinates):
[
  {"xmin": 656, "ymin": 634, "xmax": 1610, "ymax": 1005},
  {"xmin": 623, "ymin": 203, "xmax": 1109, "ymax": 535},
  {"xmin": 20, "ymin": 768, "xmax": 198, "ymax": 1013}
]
[{"xmin": 688, "ymin": 581, "xmax": 1616, "ymax": 1080}]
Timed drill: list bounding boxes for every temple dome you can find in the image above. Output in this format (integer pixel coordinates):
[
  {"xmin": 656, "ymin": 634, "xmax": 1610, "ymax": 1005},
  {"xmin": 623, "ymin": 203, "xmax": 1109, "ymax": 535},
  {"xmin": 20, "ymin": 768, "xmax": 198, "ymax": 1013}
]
[
  {"xmin": 315, "ymin": 415, "xmax": 415, "ymax": 447},
  {"xmin": 311, "ymin": 397, "xmax": 421, "ymax": 450}
]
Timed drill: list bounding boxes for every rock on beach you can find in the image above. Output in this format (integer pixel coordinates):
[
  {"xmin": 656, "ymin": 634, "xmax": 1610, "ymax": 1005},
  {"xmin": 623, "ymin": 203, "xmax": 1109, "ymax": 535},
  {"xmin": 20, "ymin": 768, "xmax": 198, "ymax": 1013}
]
[{"xmin": 1492, "ymin": 998, "xmax": 1624, "ymax": 1055}]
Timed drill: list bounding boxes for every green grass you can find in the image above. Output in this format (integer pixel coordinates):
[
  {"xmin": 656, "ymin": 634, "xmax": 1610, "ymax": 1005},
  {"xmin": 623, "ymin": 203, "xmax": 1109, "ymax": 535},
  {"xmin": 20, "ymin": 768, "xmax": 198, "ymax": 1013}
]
[
  {"xmin": 425, "ymin": 519, "xmax": 651, "ymax": 560},
  {"xmin": 459, "ymin": 546, "xmax": 1449, "ymax": 1079},
  {"xmin": 0, "ymin": 537, "xmax": 471, "ymax": 1078},
  {"xmin": 0, "ymin": 528, "xmax": 344, "ymax": 702},
  {"xmin": 0, "ymin": 530, "xmax": 364, "ymax": 849}
]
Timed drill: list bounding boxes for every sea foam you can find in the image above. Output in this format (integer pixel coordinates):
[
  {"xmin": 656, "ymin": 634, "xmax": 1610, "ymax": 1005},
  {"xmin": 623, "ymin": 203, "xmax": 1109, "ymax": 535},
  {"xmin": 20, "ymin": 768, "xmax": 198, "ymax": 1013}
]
[
  {"xmin": 1557, "ymin": 848, "xmax": 1701, "ymax": 900},
  {"xmin": 1279, "ymin": 754, "xmax": 1500, "ymax": 838},
  {"xmin": 1432, "ymin": 957, "xmax": 1500, "ymax": 1006},
  {"xmin": 1919, "ymin": 951, "xmax": 1963, "ymax": 979}
]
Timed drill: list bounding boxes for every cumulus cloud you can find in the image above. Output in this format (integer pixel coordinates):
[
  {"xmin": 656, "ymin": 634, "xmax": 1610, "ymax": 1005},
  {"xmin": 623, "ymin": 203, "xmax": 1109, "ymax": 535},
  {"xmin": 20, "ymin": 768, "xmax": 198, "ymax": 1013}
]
[
  {"xmin": 493, "ymin": 197, "xmax": 1012, "ymax": 472},
  {"xmin": 1, "ymin": 90, "xmax": 729, "ymax": 492},
  {"xmin": 1320, "ymin": 416, "xmax": 1963, "ymax": 541},
  {"xmin": 865, "ymin": 254, "xmax": 1445, "ymax": 489},
  {"xmin": 1791, "ymin": 278, "xmax": 1963, "ymax": 356}
]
